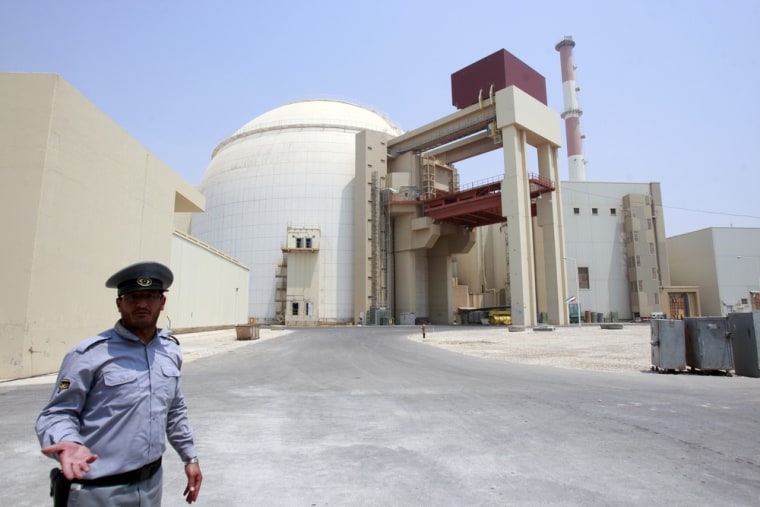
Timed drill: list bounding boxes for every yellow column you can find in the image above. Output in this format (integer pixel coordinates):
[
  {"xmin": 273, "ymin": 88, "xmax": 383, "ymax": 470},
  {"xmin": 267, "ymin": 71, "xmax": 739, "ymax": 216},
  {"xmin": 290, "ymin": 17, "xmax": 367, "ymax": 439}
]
[
  {"xmin": 500, "ymin": 125, "xmax": 536, "ymax": 327},
  {"xmin": 536, "ymin": 143, "xmax": 567, "ymax": 324}
]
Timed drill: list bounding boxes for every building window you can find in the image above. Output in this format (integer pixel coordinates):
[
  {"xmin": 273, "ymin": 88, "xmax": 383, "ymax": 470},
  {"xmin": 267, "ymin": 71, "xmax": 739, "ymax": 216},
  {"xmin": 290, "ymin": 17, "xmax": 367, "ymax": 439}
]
[
  {"xmin": 636, "ymin": 255, "xmax": 641, "ymax": 267},
  {"xmin": 573, "ymin": 208, "xmax": 580, "ymax": 215},
  {"xmin": 741, "ymin": 298, "xmax": 749, "ymax": 305},
  {"xmin": 650, "ymin": 243, "xmax": 655, "ymax": 254},
  {"xmin": 578, "ymin": 267, "xmax": 590, "ymax": 289},
  {"xmin": 610, "ymin": 208, "xmax": 617, "ymax": 216},
  {"xmin": 634, "ymin": 231, "xmax": 639, "ymax": 242},
  {"xmin": 292, "ymin": 302, "xmax": 299, "ymax": 316},
  {"xmin": 652, "ymin": 267, "xmax": 658, "ymax": 279},
  {"xmin": 306, "ymin": 302, "xmax": 313, "ymax": 316},
  {"xmin": 638, "ymin": 280, "xmax": 643, "ymax": 291},
  {"xmin": 296, "ymin": 238, "xmax": 303, "ymax": 248},
  {"xmin": 305, "ymin": 237, "xmax": 312, "ymax": 248},
  {"xmin": 592, "ymin": 208, "xmax": 598, "ymax": 215},
  {"xmin": 647, "ymin": 218, "xmax": 653, "ymax": 230},
  {"xmin": 654, "ymin": 293, "xmax": 659, "ymax": 305}
]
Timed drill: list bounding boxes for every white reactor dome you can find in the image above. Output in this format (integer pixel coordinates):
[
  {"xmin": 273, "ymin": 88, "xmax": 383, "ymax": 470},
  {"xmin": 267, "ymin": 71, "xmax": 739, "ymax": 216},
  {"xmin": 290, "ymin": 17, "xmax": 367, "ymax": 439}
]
[{"xmin": 191, "ymin": 99, "xmax": 403, "ymax": 323}]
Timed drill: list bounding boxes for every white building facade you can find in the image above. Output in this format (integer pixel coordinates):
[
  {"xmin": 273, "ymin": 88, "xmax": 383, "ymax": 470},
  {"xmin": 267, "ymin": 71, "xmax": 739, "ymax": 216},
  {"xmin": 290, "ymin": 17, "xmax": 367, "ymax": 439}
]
[
  {"xmin": 191, "ymin": 100, "xmax": 402, "ymax": 325},
  {"xmin": 561, "ymin": 181, "xmax": 670, "ymax": 321}
]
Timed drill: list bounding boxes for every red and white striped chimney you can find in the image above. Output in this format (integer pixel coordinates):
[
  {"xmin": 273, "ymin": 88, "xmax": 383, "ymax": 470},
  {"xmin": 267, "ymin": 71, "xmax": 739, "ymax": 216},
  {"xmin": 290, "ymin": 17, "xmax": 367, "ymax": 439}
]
[{"xmin": 555, "ymin": 36, "xmax": 586, "ymax": 181}]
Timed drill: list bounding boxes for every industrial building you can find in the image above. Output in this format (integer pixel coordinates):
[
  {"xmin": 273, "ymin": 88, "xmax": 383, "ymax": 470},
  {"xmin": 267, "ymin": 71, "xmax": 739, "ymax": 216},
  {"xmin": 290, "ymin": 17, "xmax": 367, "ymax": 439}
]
[
  {"xmin": 551, "ymin": 37, "xmax": 671, "ymax": 322},
  {"xmin": 192, "ymin": 50, "xmax": 567, "ymax": 329},
  {"xmin": 189, "ymin": 41, "xmax": 673, "ymax": 328},
  {"xmin": 454, "ymin": 180, "xmax": 671, "ymax": 323},
  {"xmin": 3, "ymin": 39, "xmax": 760, "ymax": 380},
  {"xmin": 190, "ymin": 100, "xmax": 403, "ymax": 326}
]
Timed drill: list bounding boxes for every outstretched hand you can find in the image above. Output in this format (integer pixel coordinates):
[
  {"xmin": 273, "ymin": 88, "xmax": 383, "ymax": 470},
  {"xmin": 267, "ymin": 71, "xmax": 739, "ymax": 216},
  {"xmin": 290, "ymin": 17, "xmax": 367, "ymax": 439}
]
[
  {"xmin": 183, "ymin": 462, "xmax": 203, "ymax": 503},
  {"xmin": 41, "ymin": 441, "xmax": 98, "ymax": 480}
]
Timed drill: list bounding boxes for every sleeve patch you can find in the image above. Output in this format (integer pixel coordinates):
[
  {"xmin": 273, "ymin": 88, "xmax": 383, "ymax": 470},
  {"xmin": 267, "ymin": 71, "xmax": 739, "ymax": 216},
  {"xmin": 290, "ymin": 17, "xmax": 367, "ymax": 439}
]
[{"xmin": 57, "ymin": 379, "xmax": 71, "ymax": 393}]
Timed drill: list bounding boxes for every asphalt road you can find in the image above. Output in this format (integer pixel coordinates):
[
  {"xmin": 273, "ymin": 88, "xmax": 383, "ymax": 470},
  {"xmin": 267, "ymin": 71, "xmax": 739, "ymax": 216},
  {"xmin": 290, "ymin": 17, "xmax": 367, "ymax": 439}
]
[{"xmin": 6, "ymin": 326, "xmax": 760, "ymax": 506}]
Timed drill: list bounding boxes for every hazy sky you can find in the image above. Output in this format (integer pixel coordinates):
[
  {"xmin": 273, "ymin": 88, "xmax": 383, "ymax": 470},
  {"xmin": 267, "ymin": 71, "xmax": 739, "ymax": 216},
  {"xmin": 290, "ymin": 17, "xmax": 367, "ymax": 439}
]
[{"xmin": 2, "ymin": 0, "xmax": 758, "ymax": 237}]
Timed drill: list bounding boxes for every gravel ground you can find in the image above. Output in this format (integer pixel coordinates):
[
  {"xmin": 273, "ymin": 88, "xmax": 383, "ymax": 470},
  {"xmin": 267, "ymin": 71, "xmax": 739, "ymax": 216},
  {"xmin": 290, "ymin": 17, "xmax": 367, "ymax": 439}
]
[{"xmin": 406, "ymin": 323, "xmax": 653, "ymax": 372}]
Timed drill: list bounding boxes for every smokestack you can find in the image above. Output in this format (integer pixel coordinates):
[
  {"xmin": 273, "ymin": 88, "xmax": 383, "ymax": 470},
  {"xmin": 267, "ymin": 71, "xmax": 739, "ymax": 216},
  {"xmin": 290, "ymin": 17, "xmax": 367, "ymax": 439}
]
[{"xmin": 555, "ymin": 36, "xmax": 586, "ymax": 181}]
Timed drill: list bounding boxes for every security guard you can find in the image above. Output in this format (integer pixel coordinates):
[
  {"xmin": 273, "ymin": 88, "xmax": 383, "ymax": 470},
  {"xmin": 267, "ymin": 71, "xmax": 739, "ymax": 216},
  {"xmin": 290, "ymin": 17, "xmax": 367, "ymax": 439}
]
[{"xmin": 36, "ymin": 261, "xmax": 203, "ymax": 506}]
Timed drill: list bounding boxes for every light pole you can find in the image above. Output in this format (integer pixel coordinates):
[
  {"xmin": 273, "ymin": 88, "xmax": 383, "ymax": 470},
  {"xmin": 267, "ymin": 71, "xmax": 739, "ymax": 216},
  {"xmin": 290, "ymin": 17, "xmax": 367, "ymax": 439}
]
[{"xmin": 564, "ymin": 257, "xmax": 581, "ymax": 327}]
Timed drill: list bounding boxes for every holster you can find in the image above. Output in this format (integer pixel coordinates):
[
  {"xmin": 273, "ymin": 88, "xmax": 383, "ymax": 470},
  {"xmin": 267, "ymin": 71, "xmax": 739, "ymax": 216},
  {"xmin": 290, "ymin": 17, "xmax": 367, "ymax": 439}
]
[{"xmin": 49, "ymin": 468, "xmax": 71, "ymax": 507}]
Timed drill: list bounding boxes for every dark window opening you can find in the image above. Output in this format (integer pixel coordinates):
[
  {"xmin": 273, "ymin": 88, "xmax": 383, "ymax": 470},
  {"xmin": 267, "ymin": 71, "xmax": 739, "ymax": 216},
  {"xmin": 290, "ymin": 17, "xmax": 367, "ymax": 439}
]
[{"xmin": 578, "ymin": 267, "xmax": 590, "ymax": 289}]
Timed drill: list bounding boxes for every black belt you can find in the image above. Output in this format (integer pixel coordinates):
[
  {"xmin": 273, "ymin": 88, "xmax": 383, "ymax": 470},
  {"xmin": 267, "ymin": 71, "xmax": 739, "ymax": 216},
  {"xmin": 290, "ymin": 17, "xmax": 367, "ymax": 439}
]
[{"xmin": 73, "ymin": 457, "xmax": 162, "ymax": 487}]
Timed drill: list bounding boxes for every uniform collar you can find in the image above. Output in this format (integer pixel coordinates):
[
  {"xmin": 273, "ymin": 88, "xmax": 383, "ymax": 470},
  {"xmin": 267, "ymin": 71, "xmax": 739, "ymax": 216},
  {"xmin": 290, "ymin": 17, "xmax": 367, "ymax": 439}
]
[{"xmin": 115, "ymin": 321, "xmax": 159, "ymax": 344}]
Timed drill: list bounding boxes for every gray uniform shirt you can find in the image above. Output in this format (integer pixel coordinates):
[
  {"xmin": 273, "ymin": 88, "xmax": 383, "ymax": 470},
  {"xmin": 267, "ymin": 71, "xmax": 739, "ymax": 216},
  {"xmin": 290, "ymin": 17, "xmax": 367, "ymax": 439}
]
[{"xmin": 36, "ymin": 321, "xmax": 198, "ymax": 478}]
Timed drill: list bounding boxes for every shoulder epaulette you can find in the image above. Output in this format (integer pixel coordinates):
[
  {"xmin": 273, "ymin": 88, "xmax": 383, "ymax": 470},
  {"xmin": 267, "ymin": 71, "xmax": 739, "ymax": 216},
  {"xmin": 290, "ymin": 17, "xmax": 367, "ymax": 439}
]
[
  {"xmin": 162, "ymin": 334, "xmax": 180, "ymax": 345},
  {"xmin": 74, "ymin": 334, "xmax": 111, "ymax": 353}
]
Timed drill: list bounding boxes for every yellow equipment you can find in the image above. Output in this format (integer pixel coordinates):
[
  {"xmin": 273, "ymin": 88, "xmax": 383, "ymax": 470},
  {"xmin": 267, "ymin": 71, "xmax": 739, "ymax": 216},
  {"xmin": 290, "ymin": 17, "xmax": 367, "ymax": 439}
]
[{"xmin": 488, "ymin": 309, "xmax": 512, "ymax": 326}]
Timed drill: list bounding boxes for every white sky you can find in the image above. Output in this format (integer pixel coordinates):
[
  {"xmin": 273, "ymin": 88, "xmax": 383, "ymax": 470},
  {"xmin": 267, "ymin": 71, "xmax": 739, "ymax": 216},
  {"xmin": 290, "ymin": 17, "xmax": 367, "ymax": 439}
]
[{"xmin": 2, "ymin": 0, "xmax": 758, "ymax": 237}]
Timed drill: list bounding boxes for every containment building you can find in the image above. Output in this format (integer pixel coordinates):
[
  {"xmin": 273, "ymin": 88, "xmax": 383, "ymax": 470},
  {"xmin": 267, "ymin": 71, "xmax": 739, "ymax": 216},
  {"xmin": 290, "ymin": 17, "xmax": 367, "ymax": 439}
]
[{"xmin": 191, "ymin": 100, "xmax": 403, "ymax": 325}]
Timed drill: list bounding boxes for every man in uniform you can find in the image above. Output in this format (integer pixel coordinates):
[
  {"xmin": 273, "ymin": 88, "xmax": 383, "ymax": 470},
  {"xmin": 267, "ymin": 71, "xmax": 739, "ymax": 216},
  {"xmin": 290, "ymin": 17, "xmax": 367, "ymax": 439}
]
[{"xmin": 36, "ymin": 261, "xmax": 203, "ymax": 505}]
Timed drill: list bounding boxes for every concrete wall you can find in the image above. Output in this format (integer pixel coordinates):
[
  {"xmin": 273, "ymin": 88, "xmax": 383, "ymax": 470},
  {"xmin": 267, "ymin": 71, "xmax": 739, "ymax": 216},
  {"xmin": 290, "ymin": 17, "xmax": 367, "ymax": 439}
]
[
  {"xmin": 169, "ymin": 231, "xmax": 250, "ymax": 329},
  {"xmin": 715, "ymin": 228, "xmax": 760, "ymax": 307},
  {"xmin": 668, "ymin": 228, "xmax": 760, "ymax": 316},
  {"xmin": 0, "ymin": 73, "xmax": 211, "ymax": 379},
  {"xmin": 668, "ymin": 229, "xmax": 718, "ymax": 314}
]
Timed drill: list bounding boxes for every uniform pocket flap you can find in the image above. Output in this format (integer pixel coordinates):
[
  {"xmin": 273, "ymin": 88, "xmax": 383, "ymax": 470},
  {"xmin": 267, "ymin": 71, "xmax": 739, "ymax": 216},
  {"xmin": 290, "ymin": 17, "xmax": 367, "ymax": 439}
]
[
  {"xmin": 161, "ymin": 365, "xmax": 180, "ymax": 377},
  {"xmin": 103, "ymin": 370, "xmax": 139, "ymax": 386}
]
